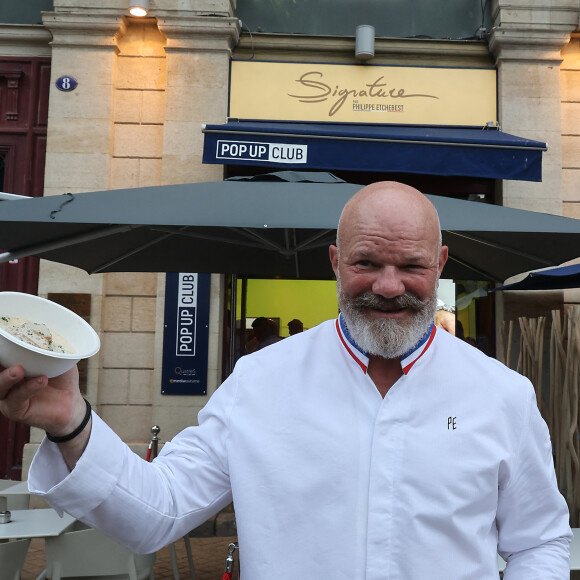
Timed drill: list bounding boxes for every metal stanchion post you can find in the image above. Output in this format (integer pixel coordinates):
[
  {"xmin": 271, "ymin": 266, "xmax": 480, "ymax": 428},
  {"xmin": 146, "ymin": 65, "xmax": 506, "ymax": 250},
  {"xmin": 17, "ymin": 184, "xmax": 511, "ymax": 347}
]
[{"xmin": 146, "ymin": 425, "xmax": 160, "ymax": 462}]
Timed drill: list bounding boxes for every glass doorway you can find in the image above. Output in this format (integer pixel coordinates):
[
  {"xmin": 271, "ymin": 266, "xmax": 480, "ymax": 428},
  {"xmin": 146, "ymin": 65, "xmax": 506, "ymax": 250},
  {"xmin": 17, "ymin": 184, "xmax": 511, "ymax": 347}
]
[
  {"xmin": 221, "ymin": 275, "xmax": 495, "ymax": 379},
  {"xmin": 222, "ymin": 276, "xmax": 338, "ymax": 378}
]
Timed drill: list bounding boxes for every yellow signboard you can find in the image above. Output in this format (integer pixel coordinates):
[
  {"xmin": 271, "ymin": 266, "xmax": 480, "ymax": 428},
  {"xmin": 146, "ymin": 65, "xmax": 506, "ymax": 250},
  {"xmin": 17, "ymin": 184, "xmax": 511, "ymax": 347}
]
[{"xmin": 229, "ymin": 61, "xmax": 497, "ymax": 126}]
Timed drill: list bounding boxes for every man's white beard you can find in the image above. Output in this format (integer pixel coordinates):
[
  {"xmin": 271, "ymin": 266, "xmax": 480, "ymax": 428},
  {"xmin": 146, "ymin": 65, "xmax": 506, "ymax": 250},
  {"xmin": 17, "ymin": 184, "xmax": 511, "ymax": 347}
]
[{"xmin": 337, "ymin": 276, "xmax": 438, "ymax": 359}]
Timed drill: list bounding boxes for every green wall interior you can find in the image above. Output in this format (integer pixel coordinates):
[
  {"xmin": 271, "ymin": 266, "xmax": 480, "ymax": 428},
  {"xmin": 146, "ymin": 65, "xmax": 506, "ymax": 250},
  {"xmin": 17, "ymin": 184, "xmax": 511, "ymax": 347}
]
[{"xmin": 237, "ymin": 279, "xmax": 338, "ymax": 336}]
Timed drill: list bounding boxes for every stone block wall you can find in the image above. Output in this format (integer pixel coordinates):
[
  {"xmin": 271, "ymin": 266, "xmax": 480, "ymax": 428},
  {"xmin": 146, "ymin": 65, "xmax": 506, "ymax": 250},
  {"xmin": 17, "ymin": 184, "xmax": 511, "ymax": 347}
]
[
  {"xmin": 18, "ymin": 0, "xmax": 580, "ymax": 464},
  {"xmin": 23, "ymin": 1, "xmax": 239, "ymax": 463},
  {"xmin": 490, "ymin": 0, "xmax": 579, "ymax": 214},
  {"xmin": 561, "ymin": 34, "xmax": 580, "ymax": 220}
]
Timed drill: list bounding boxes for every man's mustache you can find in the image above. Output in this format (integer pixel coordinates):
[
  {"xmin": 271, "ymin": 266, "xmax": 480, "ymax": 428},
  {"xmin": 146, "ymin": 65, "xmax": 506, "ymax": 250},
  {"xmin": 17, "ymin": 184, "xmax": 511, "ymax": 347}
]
[{"xmin": 350, "ymin": 292, "xmax": 427, "ymax": 312}]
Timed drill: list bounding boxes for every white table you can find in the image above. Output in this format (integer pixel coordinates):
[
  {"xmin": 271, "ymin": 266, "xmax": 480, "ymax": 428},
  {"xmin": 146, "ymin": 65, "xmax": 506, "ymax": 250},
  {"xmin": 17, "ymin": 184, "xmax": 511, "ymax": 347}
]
[
  {"xmin": 0, "ymin": 509, "xmax": 77, "ymax": 580},
  {"xmin": 0, "ymin": 508, "xmax": 76, "ymax": 540}
]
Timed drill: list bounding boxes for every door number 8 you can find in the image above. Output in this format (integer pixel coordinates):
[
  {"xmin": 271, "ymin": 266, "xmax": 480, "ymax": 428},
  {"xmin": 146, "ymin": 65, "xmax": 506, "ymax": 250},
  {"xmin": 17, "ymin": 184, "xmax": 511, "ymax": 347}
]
[{"xmin": 56, "ymin": 76, "xmax": 78, "ymax": 92}]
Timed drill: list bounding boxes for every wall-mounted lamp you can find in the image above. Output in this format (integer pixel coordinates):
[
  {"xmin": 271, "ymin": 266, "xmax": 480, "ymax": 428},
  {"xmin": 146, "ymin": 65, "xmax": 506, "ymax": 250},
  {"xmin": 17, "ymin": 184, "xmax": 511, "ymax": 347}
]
[
  {"xmin": 355, "ymin": 25, "xmax": 375, "ymax": 61},
  {"xmin": 128, "ymin": 0, "xmax": 149, "ymax": 17}
]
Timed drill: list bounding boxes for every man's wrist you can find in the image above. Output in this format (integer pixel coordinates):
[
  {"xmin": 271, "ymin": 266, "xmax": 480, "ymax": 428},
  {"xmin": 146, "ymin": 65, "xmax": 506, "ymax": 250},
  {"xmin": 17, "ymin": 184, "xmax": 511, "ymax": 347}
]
[{"xmin": 46, "ymin": 398, "xmax": 92, "ymax": 443}]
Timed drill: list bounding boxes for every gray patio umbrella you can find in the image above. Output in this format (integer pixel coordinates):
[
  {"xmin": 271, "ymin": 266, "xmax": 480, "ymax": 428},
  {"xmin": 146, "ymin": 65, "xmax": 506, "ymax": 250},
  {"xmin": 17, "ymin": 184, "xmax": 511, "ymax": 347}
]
[{"xmin": 1, "ymin": 173, "xmax": 580, "ymax": 282}]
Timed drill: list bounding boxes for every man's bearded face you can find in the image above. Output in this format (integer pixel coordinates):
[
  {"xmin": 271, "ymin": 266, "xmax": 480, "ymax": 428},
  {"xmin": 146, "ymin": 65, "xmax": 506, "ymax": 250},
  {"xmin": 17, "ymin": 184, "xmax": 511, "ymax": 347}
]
[{"xmin": 337, "ymin": 273, "xmax": 438, "ymax": 359}]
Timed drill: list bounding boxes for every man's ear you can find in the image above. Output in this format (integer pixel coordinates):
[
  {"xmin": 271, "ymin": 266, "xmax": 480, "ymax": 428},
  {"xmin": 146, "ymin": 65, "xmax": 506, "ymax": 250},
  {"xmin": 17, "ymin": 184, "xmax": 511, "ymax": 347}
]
[
  {"xmin": 329, "ymin": 245, "xmax": 339, "ymax": 278},
  {"xmin": 438, "ymin": 245, "xmax": 449, "ymax": 278}
]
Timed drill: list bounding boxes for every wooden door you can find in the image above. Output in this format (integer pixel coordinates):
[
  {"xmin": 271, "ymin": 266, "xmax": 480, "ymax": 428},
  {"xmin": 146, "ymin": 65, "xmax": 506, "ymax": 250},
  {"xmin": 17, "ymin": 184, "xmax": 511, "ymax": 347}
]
[{"xmin": 0, "ymin": 56, "xmax": 50, "ymax": 479}]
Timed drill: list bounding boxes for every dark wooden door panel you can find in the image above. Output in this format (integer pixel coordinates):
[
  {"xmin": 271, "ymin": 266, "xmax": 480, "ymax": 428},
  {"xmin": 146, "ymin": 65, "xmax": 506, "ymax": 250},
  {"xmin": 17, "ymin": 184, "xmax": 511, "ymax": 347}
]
[{"xmin": 0, "ymin": 56, "xmax": 50, "ymax": 480}]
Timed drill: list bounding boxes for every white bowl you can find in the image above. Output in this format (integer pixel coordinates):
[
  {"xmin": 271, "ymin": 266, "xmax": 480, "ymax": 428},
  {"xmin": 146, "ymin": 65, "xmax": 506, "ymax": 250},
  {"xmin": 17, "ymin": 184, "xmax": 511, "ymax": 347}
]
[{"xmin": 0, "ymin": 292, "xmax": 100, "ymax": 378}]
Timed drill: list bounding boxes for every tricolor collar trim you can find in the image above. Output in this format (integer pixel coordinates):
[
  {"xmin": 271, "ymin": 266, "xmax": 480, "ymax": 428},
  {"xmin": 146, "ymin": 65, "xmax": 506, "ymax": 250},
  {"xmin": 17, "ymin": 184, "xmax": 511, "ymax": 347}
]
[
  {"xmin": 336, "ymin": 313, "xmax": 436, "ymax": 375},
  {"xmin": 336, "ymin": 314, "xmax": 369, "ymax": 373},
  {"xmin": 400, "ymin": 323, "xmax": 436, "ymax": 375}
]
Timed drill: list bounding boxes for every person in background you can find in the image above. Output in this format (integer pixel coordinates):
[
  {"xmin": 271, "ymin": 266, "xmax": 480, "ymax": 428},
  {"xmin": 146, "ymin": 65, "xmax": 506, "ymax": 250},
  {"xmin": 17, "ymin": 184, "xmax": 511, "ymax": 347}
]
[
  {"xmin": 455, "ymin": 319, "xmax": 465, "ymax": 340},
  {"xmin": 0, "ymin": 181, "xmax": 571, "ymax": 579},
  {"xmin": 245, "ymin": 316, "xmax": 282, "ymax": 353},
  {"xmin": 434, "ymin": 300, "xmax": 456, "ymax": 335},
  {"xmin": 287, "ymin": 318, "xmax": 304, "ymax": 335}
]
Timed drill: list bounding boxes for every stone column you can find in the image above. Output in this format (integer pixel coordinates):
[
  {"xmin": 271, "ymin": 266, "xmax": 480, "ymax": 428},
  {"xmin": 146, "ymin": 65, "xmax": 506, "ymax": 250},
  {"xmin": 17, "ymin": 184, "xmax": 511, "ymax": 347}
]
[
  {"xmin": 143, "ymin": 12, "xmax": 240, "ymax": 437},
  {"xmin": 40, "ymin": 9, "xmax": 128, "ymax": 402},
  {"xmin": 561, "ymin": 32, "xmax": 580, "ymax": 220},
  {"xmin": 489, "ymin": 0, "xmax": 579, "ymax": 214},
  {"xmin": 40, "ymin": 7, "xmax": 122, "ymax": 301},
  {"xmin": 156, "ymin": 14, "xmax": 240, "ymax": 185},
  {"xmin": 22, "ymin": 8, "xmax": 126, "ymax": 485},
  {"xmin": 41, "ymin": 10, "xmax": 123, "ymax": 198}
]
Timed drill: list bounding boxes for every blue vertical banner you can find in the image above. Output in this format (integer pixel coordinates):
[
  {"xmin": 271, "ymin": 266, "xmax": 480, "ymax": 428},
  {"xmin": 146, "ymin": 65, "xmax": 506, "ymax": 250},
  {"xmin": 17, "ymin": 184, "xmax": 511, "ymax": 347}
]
[{"xmin": 161, "ymin": 273, "xmax": 211, "ymax": 395}]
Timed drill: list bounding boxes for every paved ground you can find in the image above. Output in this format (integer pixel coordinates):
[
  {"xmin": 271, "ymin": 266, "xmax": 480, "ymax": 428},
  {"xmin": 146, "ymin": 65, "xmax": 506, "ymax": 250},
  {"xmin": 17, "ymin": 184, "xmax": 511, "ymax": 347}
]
[{"xmin": 21, "ymin": 534, "xmax": 240, "ymax": 580}]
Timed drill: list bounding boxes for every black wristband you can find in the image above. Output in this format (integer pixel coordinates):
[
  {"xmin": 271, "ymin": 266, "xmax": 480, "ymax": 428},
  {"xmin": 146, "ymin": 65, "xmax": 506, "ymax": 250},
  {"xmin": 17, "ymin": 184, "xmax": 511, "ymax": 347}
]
[{"xmin": 46, "ymin": 398, "xmax": 92, "ymax": 443}]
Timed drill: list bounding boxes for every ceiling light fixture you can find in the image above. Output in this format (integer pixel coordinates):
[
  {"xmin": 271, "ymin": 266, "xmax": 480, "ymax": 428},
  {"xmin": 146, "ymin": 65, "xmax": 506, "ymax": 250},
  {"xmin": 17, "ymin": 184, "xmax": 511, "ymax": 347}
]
[
  {"xmin": 355, "ymin": 25, "xmax": 375, "ymax": 61},
  {"xmin": 128, "ymin": 0, "xmax": 149, "ymax": 17}
]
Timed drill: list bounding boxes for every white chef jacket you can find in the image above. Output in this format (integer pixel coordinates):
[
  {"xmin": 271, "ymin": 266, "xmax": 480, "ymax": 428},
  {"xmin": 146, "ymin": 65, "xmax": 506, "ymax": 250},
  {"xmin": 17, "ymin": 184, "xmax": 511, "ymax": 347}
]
[{"xmin": 29, "ymin": 316, "xmax": 571, "ymax": 579}]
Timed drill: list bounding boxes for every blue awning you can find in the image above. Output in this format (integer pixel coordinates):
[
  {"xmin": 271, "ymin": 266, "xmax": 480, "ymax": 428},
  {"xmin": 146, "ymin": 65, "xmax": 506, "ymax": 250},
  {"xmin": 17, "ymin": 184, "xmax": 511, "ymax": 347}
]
[
  {"xmin": 492, "ymin": 263, "xmax": 580, "ymax": 291},
  {"xmin": 202, "ymin": 121, "xmax": 546, "ymax": 182}
]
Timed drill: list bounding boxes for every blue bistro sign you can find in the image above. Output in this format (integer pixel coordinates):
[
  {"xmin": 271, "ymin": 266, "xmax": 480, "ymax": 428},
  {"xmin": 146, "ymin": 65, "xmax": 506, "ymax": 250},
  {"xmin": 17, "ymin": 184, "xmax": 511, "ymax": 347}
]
[{"xmin": 161, "ymin": 273, "xmax": 211, "ymax": 395}]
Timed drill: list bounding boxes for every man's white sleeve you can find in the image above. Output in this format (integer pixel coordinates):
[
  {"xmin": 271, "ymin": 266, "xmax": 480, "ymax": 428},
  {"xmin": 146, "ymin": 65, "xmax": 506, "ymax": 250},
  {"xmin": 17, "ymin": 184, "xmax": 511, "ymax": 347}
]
[
  {"xmin": 497, "ymin": 388, "xmax": 572, "ymax": 579},
  {"xmin": 28, "ymin": 375, "xmax": 237, "ymax": 554}
]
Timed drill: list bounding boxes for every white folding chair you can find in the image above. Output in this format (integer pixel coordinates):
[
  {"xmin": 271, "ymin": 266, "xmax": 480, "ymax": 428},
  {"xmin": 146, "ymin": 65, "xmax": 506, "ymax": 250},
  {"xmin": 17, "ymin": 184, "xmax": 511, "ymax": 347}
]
[
  {"xmin": 0, "ymin": 481, "xmax": 18, "ymax": 491},
  {"xmin": 2, "ymin": 495, "xmax": 29, "ymax": 510},
  {"xmin": 45, "ymin": 527, "xmax": 155, "ymax": 580},
  {"xmin": 0, "ymin": 493, "xmax": 29, "ymax": 511},
  {"xmin": 0, "ymin": 480, "xmax": 30, "ymax": 510},
  {"xmin": 0, "ymin": 538, "xmax": 31, "ymax": 580}
]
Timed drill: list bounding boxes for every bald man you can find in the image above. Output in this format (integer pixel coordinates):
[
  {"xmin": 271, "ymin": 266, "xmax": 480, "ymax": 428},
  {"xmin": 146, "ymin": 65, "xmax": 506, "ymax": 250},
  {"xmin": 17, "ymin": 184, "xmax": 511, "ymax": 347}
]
[{"xmin": 0, "ymin": 182, "xmax": 571, "ymax": 579}]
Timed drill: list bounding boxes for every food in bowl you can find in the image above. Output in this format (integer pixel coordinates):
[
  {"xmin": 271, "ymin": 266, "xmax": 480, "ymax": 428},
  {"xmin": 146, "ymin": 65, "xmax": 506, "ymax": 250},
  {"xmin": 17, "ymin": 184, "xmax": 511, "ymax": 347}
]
[
  {"xmin": 0, "ymin": 292, "xmax": 100, "ymax": 378},
  {"xmin": 0, "ymin": 316, "xmax": 76, "ymax": 354}
]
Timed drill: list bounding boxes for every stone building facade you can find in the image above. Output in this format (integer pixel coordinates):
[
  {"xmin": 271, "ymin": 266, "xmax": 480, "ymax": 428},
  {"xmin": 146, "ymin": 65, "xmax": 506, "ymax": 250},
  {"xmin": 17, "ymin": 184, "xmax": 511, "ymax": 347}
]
[{"xmin": 0, "ymin": 0, "xmax": 579, "ymax": 472}]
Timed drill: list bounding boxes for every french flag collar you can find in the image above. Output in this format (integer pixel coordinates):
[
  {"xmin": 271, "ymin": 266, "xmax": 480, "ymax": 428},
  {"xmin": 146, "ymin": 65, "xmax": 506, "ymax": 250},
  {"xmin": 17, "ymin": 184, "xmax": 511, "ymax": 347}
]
[
  {"xmin": 336, "ymin": 313, "xmax": 369, "ymax": 373},
  {"xmin": 400, "ymin": 322, "xmax": 437, "ymax": 375},
  {"xmin": 336, "ymin": 313, "xmax": 437, "ymax": 375}
]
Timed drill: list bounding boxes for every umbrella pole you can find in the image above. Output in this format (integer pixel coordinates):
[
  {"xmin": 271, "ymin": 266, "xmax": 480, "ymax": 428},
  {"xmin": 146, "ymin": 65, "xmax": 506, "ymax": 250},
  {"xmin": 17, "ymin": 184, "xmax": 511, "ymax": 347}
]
[
  {"xmin": 241, "ymin": 276, "xmax": 248, "ymax": 353},
  {"xmin": 228, "ymin": 274, "xmax": 237, "ymax": 378}
]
